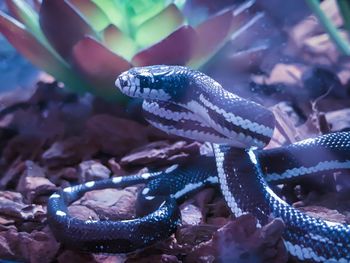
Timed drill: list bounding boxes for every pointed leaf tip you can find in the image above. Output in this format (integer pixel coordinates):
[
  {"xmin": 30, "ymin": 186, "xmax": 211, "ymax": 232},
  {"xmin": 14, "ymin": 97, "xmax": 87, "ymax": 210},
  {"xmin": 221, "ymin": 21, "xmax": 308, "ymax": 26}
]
[
  {"xmin": 68, "ymin": 0, "xmax": 110, "ymax": 31},
  {"xmin": 135, "ymin": 3, "xmax": 185, "ymax": 48},
  {"xmin": 40, "ymin": 0, "xmax": 96, "ymax": 59},
  {"xmin": 103, "ymin": 24, "xmax": 137, "ymax": 60},
  {"xmin": 188, "ymin": 7, "xmax": 249, "ymax": 68}
]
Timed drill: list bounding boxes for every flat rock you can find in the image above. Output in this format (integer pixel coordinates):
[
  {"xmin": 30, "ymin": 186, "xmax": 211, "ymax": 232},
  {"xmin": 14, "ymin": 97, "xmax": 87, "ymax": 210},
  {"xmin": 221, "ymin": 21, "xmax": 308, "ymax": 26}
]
[
  {"xmin": 42, "ymin": 136, "xmax": 98, "ymax": 168},
  {"xmin": 85, "ymin": 114, "xmax": 150, "ymax": 156},
  {"xmin": 186, "ymin": 214, "xmax": 287, "ymax": 263},
  {"xmin": 296, "ymin": 205, "xmax": 347, "ymax": 223},
  {"xmin": 78, "ymin": 160, "xmax": 111, "ymax": 183},
  {"xmin": 326, "ymin": 108, "xmax": 350, "ymax": 132},
  {"xmin": 17, "ymin": 176, "xmax": 57, "ymax": 203},
  {"xmin": 74, "ymin": 187, "xmax": 139, "ymax": 220},
  {"xmin": 120, "ymin": 140, "xmax": 200, "ymax": 166},
  {"xmin": 0, "ymin": 226, "xmax": 59, "ymax": 263},
  {"xmin": 180, "ymin": 204, "xmax": 203, "ymax": 226},
  {"xmin": 0, "ymin": 191, "xmax": 46, "ymax": 222}
]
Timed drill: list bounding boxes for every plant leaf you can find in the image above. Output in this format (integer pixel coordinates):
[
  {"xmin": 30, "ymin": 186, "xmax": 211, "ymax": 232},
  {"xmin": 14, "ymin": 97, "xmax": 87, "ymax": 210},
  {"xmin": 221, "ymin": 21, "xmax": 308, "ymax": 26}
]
[
  {"xmin": 72, "ymin": 36, "xmax": 131, "ymax": 102},
  {"xmin": 187, "ymin": 7, "xmax": 249, "ymax": 68},
  {"xmin": 0, "ymin": 11, "xmax": 86, "ymax": 93},
  {"xmin": 90, "ymin": 0, "xmax": 125, "ymax": 31},
  {"xmin": 135, "ymin": 3, "xmax": 184, "ymax": 48},
  {"xmin": 32, "ymin": 0, "xmax": 41, "ymax": 11},
  {"xmin": 132, "ymin": 25, "xmax": 196, "ymax": 66},
  {"xmin": 125, "ymin": 0, "xmax": 166, "ymax": 29},
  {"xmin": 39, "ymin": 0, "xmax": 97, "ymax": 59},
  {"xmin": 68, "ymin": 0, "xmax": 110, "ymax": 31},
  {"xmin": 6, "ymin": 0, "xmax": 47, "ymax": 45},
  {"xmin": 102, "ymin": 24, "xmax": 137, "ymax": 60}
]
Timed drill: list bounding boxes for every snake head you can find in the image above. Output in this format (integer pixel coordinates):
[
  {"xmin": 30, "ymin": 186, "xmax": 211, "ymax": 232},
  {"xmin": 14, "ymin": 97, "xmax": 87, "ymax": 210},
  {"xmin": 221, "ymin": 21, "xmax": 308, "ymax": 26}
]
[{"xmin": 116, "ymin": 65, "xmax": 190, "ymax": 102}]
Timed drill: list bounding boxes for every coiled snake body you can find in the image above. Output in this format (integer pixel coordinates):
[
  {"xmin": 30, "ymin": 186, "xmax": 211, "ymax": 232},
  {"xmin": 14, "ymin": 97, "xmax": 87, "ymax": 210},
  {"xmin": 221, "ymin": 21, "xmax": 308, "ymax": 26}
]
[{"xmin": 48, "ymin": 66, "xmax": 350, "ymax": 262}]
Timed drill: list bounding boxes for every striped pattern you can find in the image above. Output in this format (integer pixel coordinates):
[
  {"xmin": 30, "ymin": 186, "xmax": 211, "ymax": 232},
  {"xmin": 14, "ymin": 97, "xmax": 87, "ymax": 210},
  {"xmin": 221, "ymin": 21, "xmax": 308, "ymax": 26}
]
[
  {"xmin": 142, "ymin": 100, "xmax": 234, "ymax": 144},
  {"xmin": 47, "ymin": 160, "xmax": 218, "ymax": 253},
  {"xmin": 47, "ymin": 65, "xmax": 350, "ymax": 261},
  {"xmin": 213, "ymin": 144, "xmax": 245, "ymax": 217},
  {"xmin": 199, "ymin": 95, "xmax": 274, "ymax": 138},
  {"xmin": 116, "ymin": 66, "xmax": 350, "ymax": 262},
  {"xmin": 266, "ymin": 160, "xmax": 350, "ymax": 181}
]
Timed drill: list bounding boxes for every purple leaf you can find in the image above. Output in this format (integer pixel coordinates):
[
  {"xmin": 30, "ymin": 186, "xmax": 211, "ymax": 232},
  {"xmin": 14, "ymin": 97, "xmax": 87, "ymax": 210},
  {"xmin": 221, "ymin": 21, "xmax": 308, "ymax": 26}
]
[
  {"xmin": 132, "ymin": 25, "xmax": 196, "ymax": 66},
  {"xmin": 134, "ymin": 3, "xmax": 184, "ymax": 48},
  {"xmin": 6, "ymin": 0, "xmax": 36, "ymax": 24},
  {"xmin": 0, "ymin": 11, "xmax": 85, "ymax": 91},
  {"xmin": 188, "ymin": 7, "xmax": 249, "ymax": 68},
  {"xmin": 68, "ymin": 0, "xmax": 110, "ymax": 31},
  {"xmin": 39, "ymin": 0, "xmax": 96, "ymax": 59},
  {"xmin": 72, "ymin": 36, "xmax": 131, "ymax": 101}
]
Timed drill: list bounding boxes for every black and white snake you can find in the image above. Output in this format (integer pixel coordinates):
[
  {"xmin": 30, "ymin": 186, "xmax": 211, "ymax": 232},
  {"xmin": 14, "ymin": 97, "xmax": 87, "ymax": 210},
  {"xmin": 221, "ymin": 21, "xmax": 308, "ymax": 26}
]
[{"xmin": 47, "ymin": 65, "xmax": 350, "ymax": 262}]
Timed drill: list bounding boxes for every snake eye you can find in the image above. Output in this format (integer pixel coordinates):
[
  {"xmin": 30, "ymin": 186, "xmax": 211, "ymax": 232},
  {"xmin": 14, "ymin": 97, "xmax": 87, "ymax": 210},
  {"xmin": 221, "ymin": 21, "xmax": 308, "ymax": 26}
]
[
  {"xmin": 115, "ymin": 72, "xmax": 131, "ymax": 91},
  {"xmin": 121, "ymin": 79, "xmax": 129, "ymax": 87}
]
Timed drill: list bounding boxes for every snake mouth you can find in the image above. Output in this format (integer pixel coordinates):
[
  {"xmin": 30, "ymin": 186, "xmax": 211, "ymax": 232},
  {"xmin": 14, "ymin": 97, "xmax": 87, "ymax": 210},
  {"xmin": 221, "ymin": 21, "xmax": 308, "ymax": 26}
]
[
  {"xmin": 115, "ymin": 71, "xmax": 141, "ymax": 98},
  {"xmin": 116, "ymin": 70, "xmax": 171, "ymax": 101}
]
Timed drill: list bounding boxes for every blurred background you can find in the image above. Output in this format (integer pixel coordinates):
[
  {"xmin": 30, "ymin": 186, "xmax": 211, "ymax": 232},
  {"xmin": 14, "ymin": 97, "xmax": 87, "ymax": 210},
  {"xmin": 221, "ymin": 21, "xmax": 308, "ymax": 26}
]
[
  {"xmin": 0, "ymin": 1, "xmax": 350, "ymax": 262},
  {"xmin": 0, "ymin": 1, "xmax": 38, "ymax": 92}
]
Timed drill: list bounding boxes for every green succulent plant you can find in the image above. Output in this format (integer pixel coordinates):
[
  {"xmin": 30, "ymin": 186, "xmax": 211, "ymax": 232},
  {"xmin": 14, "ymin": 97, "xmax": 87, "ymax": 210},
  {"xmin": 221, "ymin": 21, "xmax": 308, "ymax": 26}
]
[{"xmin": 0, "ymin": 0, "xmax": 251, "ymax": 103}]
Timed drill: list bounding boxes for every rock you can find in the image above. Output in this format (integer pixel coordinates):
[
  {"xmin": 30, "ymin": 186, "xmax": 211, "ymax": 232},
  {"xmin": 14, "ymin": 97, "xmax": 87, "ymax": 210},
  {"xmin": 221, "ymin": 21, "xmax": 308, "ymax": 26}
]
[
  {"xmin": 0, "ymin": 215, "xmax": 15, "ymax": 230},
  {"xmin": 42, "ymin": 136, "xmax": 98, "ymax": 168},
  {"xmin": 29, "ymin": 81, "xmax": 77, "ymax": 105},
  {"xmin": 93, "ymin": 254, "xmax": 126, "ymax": 263},
  {"xmin": 206, "ymin": 217, "xmax": 229, "ymax": 226},
  {"xmin": 176, "ymin": 224, "xmax": 219, "ymax": 248},
  {"xmin": 326, "ymin": 108, "xmax": 350, "ymax": 131},
  {"xmin": 180, "ymin": 204, "xmax": 203, "ymax": 226},
  {"xmin": 252, "ymin": 63, "xmax": 305, "ymax": 87},
  {"xmin": 68, "ymin": 205, "xmax": 99, "ymax": 221},
  {"xmin": 301, "ymin": 66, "xmax": 345, "ymax": 99},
  {"xmin": 186, "ymin": 214, "xmax": 287, "ymax": 263},
  {"xmin": 74, "ymin": 187, "xmax": 139, "ymax": 221},
  {"xmin": 296, "ymin": 205, "xmax": 347, "ymax": 223},
  {"xmin": 337, "ymin": 59, "xmax": 350, "ymax": 86},
  {"xmin": 206, "ymin": 198, "xmax": 231, "ymax": 219},
  {"xmin": 303, "ymin": 32, "xmax": 348, "ymax": 64},
  {"xmin": 85, "ymin": 114, "xmax": 150, "ymax": 156},
  {"xmin": 57, "ymin": 167, "xmax": 79, "ymax": 181},
  {"xmin": 17, "ymin": 176, "xmax": 57, "ymax": 203},
  {"xmin": 288, "ymin": 0, "xmax": 342, "ymax": 49},
  {"xmin": 57, "ymin": 250, "xmax": 96, "ymax": 263},
  {"xmin": 287, "ymin": 0, "xmax": 346, "ymax": 65},
  {"xmin": 0, "ymin": 191, "xmax": 46, "ymax": 223},
  {"xmin": 23, "ymin": 160, "xmax": 46, "ymax": 178},
  {"xmin": 78, "ymin": 160, "xmax": 111, "ymax": 183},
  {"xmin": 126, "ymin": 254, "xmax": 180, "ymax": 263},
  {"xmin": 0, "ymin": 158, "xmax": 25, "ymax": 190},
  {"xmin": 188, "ymin": 188, "xmax": 216, "ymax": 217},
  {"xmin": 120, "ymin": 141, "xmax": 200, "ymax": 167},
  {"xmin": 3, "ymin": 131, "xmax": 45, "ymax": 164},
  {"xmin": 9, "ymin": 106, "xmax": 65, "ymax": 143},
  {"xmin": 0, "ymin": 191, "xmax": 23, "ymax": 202},
  {"xmin": 108, "ymin": 158, "xmax": 125, "ymax": 176},
  {"xmin": 0, "ymin": 226, "xmax": 60, "ymax": 263},
  {"xmin": 15, "ymin": 161, "xmax": 55, "ymax": 202},
  {"xmin": 269, "ymin": 103, "xmax": 300, "ymax": 148},
  {"xmin": 0, "ymin": 233, "xmax": 13, "ymax": 259}
]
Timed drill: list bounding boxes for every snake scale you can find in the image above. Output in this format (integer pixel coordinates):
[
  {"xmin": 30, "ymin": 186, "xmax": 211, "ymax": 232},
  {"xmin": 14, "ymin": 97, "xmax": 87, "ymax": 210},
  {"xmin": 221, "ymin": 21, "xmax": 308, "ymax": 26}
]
[{"xmin": 47, "ymin": 65, "xmax": 350, "ymax": 262}]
